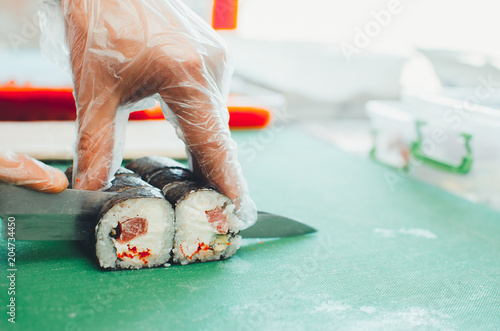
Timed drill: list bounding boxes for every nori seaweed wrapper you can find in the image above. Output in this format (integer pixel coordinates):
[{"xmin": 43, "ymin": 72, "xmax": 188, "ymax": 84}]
[
  {"xmin": 126, "ymin": 156, "xmax": 195, "ymax": 182},
  {"xmin": 104, "ymin": 176, "xmax": 152, "ymax": 194},
  {"xmin": 97, "ymin": 186, "xmax": 165, "ymax": 220},
  {"xmin": 146, "ymin": 167, "xmax": 197, "ymax": 188},
  {"xmin": 159, "ymin": 181, "xmax": 216, "ymax": 206},
  {"xmin": 114, "ymin": 167, "xmax": 141, "ymax": 178},
  {"xmin": 126, "ymin": 156, "xmax": 188, "ymax": 173},
  {"xmin": 62, "ymin": 165, "xmax": 166, "ymax": 218},
  {"xmin": 65, "ymin": 166, "xmax": 141, "ymax": 190},
  {"xmin": 64, "ymin": 166, "xmax": 73, "ymax": 189},
  {"xmin": 125, "ymin": 156, "xmax": 219, "ymax": 206}
]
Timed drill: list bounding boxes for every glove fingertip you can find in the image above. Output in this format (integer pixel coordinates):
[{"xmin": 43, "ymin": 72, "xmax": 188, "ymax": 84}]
[
  {"xmin": 45, "ymin": 168, "xmax": 69, "ymax": 193},
  {"xmin": 30, "ymin": 166, "xmax": 69, "ymax": 194}
]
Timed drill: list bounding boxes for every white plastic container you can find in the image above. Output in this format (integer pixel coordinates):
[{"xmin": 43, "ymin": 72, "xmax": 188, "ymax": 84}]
[
  {"xmin": 418, "ymin": 48, "xmax": 500, "ymax": 87},
  {"xmin": 224, "ymin": 36, "xmax": 407, "ymax": 114},
  {"xmin": 367, "ymin": 90, "xmax": 500, "ymax": 210},
  {"xmin": 366, "ymin": 101, "xmax": 416, "ymax": 169}
]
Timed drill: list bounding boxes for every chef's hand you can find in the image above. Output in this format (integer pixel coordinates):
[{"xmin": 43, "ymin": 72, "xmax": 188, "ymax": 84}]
[
  {"xmin": 0, "ymin": 148, "xmax": 68, "ymax": 193},
  {"xmin": 56, "ymin": 0, "xmax": 257, "ymax": 226}
]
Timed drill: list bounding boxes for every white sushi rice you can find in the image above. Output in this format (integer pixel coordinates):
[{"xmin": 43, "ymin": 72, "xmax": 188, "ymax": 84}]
[
  {"xmin": 95, "ymin": 198, "xmax": 175, "ymax": 269},
  {"xmin": 173, "ymin": 190, "xmax": 242, "ymax": 265}
]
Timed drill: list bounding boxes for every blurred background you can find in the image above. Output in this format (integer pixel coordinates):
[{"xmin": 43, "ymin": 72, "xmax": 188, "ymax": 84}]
[{"xmin": 2, "ymin": 0, "xmax": 500, "ymax": 210}]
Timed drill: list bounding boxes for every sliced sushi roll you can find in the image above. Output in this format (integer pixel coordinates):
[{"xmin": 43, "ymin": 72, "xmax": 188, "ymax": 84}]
[
  {"xmin": 126, "ymin": 156, "xmax": 242, "ymax": 265},
  {"xmin": 66, "ymin": 166, "xmax": 175, "ymax": 270}
]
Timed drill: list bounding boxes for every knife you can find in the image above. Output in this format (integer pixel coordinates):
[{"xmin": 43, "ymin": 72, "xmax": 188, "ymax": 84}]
[{"xmin": 0, "ymin": 183, "xmax": 316, "ymax": 240}]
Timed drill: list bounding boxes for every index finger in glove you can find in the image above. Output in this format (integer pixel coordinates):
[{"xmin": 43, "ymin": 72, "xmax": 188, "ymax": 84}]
[
  {"xmin": 157, "ymin": 47, "xmax": 240, "ymax": 199},
  {"xmin": 72, "ymin": 100, "xmax": 119, "ymax": 191},
  {"xmin": 63, "ymin": 0, "xmax": 122, "ymax": 191},
  {"xmin": 0, "ymin": 148, "xmax": 68, "ymax": 193},
  {"xmin": 156, "ymin": 44, "xmax": 257, "ymax": 226}
]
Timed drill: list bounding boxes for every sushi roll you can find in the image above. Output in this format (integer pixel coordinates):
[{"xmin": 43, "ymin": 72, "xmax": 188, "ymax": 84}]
[
  {"xmin": 66, "ymin": 166, "xmax": 175, "ymax": 270},
  {"xmin": 126, "ymin": 156, "xmax": 242, "ymax": 265}
]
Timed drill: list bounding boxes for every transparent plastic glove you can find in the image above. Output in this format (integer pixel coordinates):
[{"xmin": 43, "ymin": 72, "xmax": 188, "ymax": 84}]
[
  {"xmin": 39, "ymin": 0, "xmax": 257, "ymax": 227},
  {"xmin": 0, "ymin": 148, "xmax": 68, "ymax": 193}
]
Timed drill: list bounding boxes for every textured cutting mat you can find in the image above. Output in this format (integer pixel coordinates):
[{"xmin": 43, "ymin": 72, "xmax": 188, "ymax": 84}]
[
  {"xmin": 1, "ymin": 127, "xmax": 499, "ymax": 330},
  {"xmin": 0, "ymin": 121, "xmax": 186, "ymax": 160}
]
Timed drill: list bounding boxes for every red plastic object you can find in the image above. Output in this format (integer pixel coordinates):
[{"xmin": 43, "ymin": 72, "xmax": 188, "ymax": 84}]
[
  {"xmin": 0, "ymin": 83, "xmax": 76, "ymax": 121},
  {"xmin": 227, "ymin": 106, "xmax": 271, "ymax": 129},
  {"xmin": 0, "ymin": 83, "xmax": 270, "ymax": 130},
  {"xmin": 212, "ymin": 0, "xmax": 238, "ymax": 30},
  {"xmin": 128, "ymin": 106, "xmax": 164, "ymax": 120}
]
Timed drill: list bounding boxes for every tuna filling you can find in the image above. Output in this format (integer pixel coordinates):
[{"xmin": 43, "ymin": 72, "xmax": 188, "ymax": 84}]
[
  {"xmin": 205, "ymin": 206, "xmax": 229, "ymax": 234},
  {"xmin": 113, "ymin": 217, "xmax": 148, "ymax": 243}
]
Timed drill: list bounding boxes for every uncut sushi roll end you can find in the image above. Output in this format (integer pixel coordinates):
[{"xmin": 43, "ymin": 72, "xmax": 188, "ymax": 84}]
[
  {"xmin": 127, "ymin": 156, "xmax": 242, "ymax": 265},
  {"xmin": 66, "ymin": 167, "xmax": 175, "ymax": 269}
]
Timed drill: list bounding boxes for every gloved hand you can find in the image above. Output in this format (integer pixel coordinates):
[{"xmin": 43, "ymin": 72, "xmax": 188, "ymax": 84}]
[
  {"xmin": 0, "ymin": 147, "xmax": 68, "ymax": 193},
  {"xmin": 39, "ymin": 0, "xmax": 257, "ymax": 227}
]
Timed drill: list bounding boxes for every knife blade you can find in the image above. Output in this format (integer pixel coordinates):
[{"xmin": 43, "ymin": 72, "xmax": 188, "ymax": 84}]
[
  {"xmin": 0, "ymin": 183, "xmax": 316, "ymax": 240},
  {"xmin": 0, "ymin": 183, "xmax": 116, "ymax": 240},
  {"xmin": 240, "ymin": 212, "xmax": 317, "ymax": 238}
]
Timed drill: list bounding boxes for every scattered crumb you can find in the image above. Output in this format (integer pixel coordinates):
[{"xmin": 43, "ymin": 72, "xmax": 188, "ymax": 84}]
[
  {"xmin": 374, "ymin": 228, "xmax": 396, "ymax": 237},
  {"xmin": 374, "ymin": 228, "xmax": 437, "ymax": 239},
  {"xmin": 313, "ymin": 301, "xmax": 352, "ymax": 313},
  {"xmin": 360, "ymin": 306, "xmax": 377, "ymax": 314},
  {"xmin": 399, "ymin": 228, "xmax": 437, "ymax": 239},
  {"xmin": 350, "ymin": 307, "xmax": 452, "ymax": 329}
]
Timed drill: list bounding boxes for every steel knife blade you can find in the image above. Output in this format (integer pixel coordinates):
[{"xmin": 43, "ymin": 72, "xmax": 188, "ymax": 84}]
[
  {"xmin": 0, "ymin": 183, "xmax": 116, "ymax": 240},
  {"xmin": 240, "ymin": 211, "xmax": 317, "ymax": 238},
  {"xmin": 0, "ymin": 183, "xmax": 316, "ymax": 240}
]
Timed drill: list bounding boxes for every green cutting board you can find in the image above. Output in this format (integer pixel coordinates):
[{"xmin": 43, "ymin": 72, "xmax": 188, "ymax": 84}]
[{"xmin": 1, "ymin": 127, "xmax": 499, "ymax": 330}]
